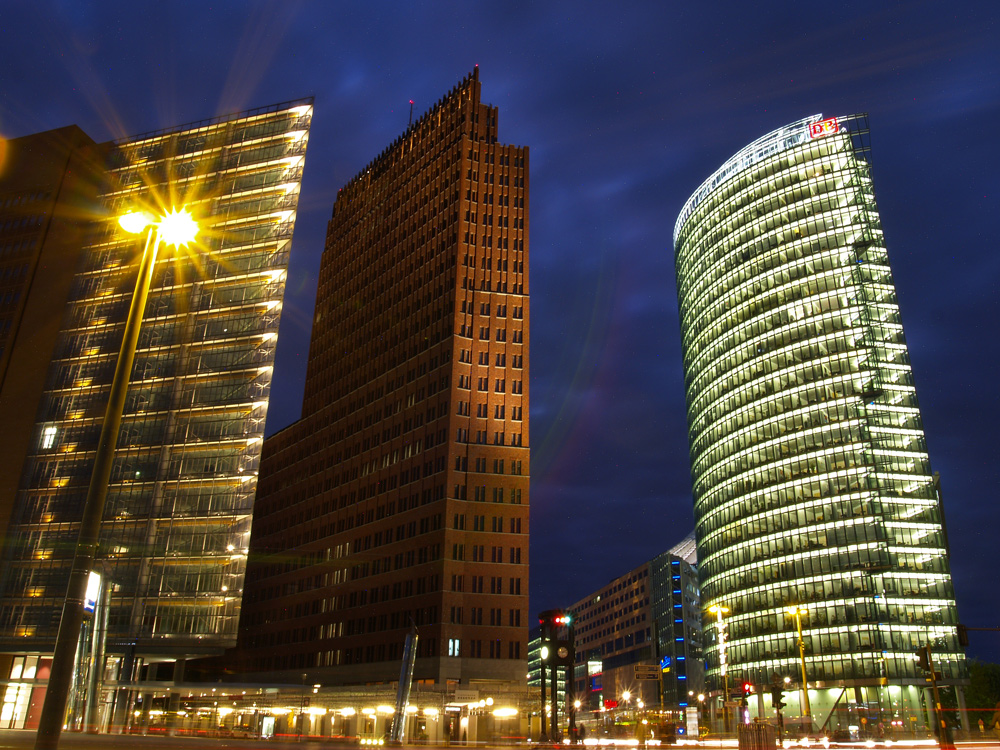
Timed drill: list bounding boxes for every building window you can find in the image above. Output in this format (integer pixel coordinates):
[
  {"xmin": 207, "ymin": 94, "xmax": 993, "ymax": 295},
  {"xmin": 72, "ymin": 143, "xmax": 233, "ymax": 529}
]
[{"xmin": 40, "ymin": 426, "xmax": 57, "ymax": 450}]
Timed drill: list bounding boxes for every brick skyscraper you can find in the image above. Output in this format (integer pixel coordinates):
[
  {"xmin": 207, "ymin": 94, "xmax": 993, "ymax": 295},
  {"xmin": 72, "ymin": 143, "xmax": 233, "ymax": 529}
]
[{"xmin": 240, "ymin": 69, "xmax": 530, "ymax": 687}]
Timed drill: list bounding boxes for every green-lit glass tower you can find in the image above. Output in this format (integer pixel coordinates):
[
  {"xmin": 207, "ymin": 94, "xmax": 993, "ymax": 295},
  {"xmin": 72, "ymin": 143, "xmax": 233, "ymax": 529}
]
[
  {"xmin": 673, "ymin": 114, "xmax": 965, "ymax": 732},
  {"xmin": 0, "ymin": 100, "xmax": 313, "ymax": 724}
]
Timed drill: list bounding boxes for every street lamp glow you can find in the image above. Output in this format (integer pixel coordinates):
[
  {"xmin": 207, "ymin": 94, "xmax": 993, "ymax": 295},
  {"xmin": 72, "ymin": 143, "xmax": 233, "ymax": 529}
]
[
  {"xmin": 118, "ymin": 207, "xmax": 199, "ymax": 248},
  {"xmin": 158, "ymin": 207, "xmax": 198, "ymax": 247},
  {"xmin": 118, "ymin": 210, "xmax": 156, "ymax": 234},
  {"xmin": 622, "ymin": 690, "xmax": 631, "ymax": 702}
]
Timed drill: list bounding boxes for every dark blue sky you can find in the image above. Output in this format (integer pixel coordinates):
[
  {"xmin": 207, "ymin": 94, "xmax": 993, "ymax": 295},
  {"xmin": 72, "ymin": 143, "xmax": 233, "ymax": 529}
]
[{"xmin": 2, "ymin": 2, "xmax": 998, "ymax": 660}]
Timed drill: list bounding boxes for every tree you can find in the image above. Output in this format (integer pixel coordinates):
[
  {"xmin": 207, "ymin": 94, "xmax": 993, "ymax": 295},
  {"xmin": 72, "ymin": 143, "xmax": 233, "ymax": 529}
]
[{"xmin": 963, "ymin": 660, "xmax": 1000, "ymax": 729}]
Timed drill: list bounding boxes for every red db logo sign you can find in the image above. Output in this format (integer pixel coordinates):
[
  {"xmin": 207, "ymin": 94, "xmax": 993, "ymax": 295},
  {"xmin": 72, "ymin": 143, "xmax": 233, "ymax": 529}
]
[{"xmin": 809, "ymin": 117, "xmax": 839, "ymax": 138}]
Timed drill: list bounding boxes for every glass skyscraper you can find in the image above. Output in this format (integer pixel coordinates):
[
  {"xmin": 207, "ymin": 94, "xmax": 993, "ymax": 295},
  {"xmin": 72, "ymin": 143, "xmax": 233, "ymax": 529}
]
[
  {"xmin": 0, "ymin": 99, "xmax": 313, "ymax": 713},
  {"xmin": 673, "ymin": 114, "xmax": 965, "ymax": 730}
]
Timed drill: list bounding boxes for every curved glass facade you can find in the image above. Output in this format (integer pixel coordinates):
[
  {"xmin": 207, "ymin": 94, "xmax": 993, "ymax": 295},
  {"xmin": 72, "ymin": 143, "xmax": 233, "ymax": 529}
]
[{"xmin": 674, "ymin": 115, "xmax": 965, "ymax": 698}]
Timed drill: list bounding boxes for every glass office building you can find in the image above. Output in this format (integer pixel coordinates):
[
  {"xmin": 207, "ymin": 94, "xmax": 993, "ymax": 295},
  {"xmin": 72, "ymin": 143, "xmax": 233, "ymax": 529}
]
[
  {"xmin": 673, "ymin": 115, "xmax": 965, "ymax": 730},
  {"xmin": 0, "ymin": 98, "xmax": 313, "ymax": 685}
]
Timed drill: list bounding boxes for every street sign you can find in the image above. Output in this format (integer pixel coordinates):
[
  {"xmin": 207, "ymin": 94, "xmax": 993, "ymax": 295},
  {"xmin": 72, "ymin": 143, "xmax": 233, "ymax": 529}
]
[{"xmin": 634, "ymin": 665, "xmax": 660, "ymax": 680}]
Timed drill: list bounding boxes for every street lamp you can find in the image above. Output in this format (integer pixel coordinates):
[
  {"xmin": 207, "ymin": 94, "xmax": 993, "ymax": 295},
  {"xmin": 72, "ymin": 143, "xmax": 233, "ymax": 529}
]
[
  {"xmin": 34, "ymin": 208, "xmax": 198, "ymax": 750},
  {"xmin": 708, "ymin": 604, "xmax": 730, "ymax": 734},
  {"xmin": 786, "ymin": 606, "xmax": 811, "ymax": 719}
]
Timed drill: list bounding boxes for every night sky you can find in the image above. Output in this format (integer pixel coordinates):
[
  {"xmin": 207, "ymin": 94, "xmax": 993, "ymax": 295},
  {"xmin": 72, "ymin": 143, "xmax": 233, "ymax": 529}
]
[{"xmin": 2, "ymin": 2, "xmax": 998, "ymax": 661}]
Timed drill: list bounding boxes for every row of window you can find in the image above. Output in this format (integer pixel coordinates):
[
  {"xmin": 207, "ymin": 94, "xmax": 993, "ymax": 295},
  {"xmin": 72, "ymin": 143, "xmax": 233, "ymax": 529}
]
[
  {"xmin": 454, "ymin": 457, "xmax": 525, "ymax": 475},
  {"xmin": 454, "ymin": 514, "xmax": 524, "ymax": 533},
  {"xmin": 450, "ymin": 606, "xmax": 523, "ymax": 627},
  {"xmin": 452, "ymin": 484, "xmax": 525, "ymax": 503},
  {"xmin": 454, "ymin": 428, "xmax": 525, "ymax": 446}
]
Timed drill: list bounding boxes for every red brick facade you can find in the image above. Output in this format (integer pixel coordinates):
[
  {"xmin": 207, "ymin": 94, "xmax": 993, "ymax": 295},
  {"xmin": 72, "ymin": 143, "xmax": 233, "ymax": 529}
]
[{"xmin": 239, "ymin": 69, "xmax": 530, "ymax": 686}]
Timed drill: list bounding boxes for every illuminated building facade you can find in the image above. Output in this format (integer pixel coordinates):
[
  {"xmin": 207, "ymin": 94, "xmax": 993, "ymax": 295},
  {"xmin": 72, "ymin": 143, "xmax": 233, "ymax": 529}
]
[
  {"xmin": 674, "ymin": 115, "xmax": 966, "ymax": 729},
  {"xmin": 0, "ymin": 100, "xmax": 312, "ymax": 727},
  {"xmin": 567, "ymin": 536, "xmax": 703, "ymax": 717},
  {"xmin": 238, "ymin": 69, "xmax": 530, "ymax": 688},
  {"xmin": 649, "ymin": 535, "xmax": 703, "ymax": 709}
]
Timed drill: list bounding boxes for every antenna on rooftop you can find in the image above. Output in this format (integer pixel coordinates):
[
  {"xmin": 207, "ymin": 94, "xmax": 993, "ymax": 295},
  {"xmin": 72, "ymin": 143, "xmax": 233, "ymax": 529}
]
[{"xmin": 408, "ymin": 100, "xmax": 414, "ymax": 129}]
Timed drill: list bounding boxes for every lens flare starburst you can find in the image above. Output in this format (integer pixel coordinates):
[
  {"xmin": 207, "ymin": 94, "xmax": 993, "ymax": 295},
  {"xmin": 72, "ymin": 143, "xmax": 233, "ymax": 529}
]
[{"xmin": 157, "ymin": 207, "xmax": 199, "ymax": 248}]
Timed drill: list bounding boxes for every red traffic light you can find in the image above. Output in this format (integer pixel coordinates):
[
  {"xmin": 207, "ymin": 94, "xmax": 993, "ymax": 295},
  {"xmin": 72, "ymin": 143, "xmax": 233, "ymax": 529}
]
[
  {"xmin": 538, "ymin": 609, "xmax": 573, "ymax": 628},
  {"xmin": 742, "ymin": 682, "xmax": 754, "ymax": 694}
]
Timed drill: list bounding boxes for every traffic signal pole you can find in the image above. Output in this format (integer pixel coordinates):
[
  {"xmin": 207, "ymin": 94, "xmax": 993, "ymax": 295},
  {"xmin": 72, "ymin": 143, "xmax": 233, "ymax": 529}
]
[{"xmin": 921, "ymin": 645, "xmax": 954, "ymax": 750}]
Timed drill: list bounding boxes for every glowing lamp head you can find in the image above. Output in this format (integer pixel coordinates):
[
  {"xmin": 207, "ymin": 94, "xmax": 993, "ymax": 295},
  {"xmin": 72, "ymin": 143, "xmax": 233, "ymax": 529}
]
[
  {"xmin": 157, "ymin": 207, "xmax": 199, "ymax": 248},
  {"xmin": 118, "ymin": 211, "xmax": 156, "ymax": 234}
]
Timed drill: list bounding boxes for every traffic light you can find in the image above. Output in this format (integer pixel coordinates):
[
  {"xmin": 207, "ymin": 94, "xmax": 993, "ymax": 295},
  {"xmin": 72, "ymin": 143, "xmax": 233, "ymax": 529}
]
[
  {"xmin": 742, "ymin": 681, "xmax": 754, "ymax": 696},
  {"xmin": 957, "ymin": 623, "xmax": 969, "ymax": 647},
  {"xmin": 915, "ymin": 645, "xmax": 941, "ymax": 682},
  {"xmin": 771, "ymin": 686, "xmax": 786, "ymax": 711},
  {"xmin": 539, "ymin": 610, "xmax": 573, "ymax": 628}
]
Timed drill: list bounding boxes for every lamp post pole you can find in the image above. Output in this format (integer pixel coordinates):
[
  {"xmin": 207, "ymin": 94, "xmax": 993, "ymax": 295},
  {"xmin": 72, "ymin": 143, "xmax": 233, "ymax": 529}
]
[
  {"xmin": 787, "ymin": 607, "xmax": 811, "ymax": 719},
  {"xmin": 35, "ymin": 209, "xmax": 197, "ymax": 750},
  {"xmin": 34, "ymin": 226, "xmax": 160, "ymax": 750},
  {"xmin": 708, "ymin": 604, "xmax": 730, "ymax": 735}
]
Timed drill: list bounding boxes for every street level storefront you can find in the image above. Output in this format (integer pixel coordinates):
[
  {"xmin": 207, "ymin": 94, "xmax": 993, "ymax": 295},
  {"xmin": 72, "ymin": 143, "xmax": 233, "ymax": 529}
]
[{"xmin": 1, "ymin": 672, "xmax": 535, "ymax": 743}]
